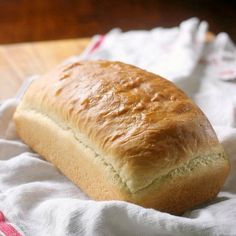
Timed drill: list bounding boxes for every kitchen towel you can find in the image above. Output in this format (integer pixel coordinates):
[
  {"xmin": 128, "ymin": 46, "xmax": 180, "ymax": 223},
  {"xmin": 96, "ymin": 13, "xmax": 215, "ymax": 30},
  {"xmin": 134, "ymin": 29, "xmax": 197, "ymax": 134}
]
[{"xmin": 1, "ymin": 18, "xmax": 236, "ymax": 236}]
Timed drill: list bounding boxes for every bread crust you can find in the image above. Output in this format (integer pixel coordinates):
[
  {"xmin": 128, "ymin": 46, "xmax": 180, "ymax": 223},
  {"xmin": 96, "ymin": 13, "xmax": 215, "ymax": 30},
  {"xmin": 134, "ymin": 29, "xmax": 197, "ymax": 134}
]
[{"xmin": 14, "ymin": 60, "xmax": 230, "ymax": 214}]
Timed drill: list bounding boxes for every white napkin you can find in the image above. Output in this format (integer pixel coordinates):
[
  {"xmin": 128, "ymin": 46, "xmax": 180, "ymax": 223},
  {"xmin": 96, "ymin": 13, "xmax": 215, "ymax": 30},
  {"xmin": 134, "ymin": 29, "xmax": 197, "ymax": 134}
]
[{"xmin": 1, "ymin": 18, "xmax": 236, "ymax": 236}]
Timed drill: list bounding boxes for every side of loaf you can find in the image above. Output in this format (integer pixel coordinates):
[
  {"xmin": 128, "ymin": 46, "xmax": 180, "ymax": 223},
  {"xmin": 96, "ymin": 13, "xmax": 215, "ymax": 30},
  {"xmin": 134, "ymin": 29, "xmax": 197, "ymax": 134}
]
[{"xmin": 14, "ymin": 60, "xmax": 230, "ymax": 214}]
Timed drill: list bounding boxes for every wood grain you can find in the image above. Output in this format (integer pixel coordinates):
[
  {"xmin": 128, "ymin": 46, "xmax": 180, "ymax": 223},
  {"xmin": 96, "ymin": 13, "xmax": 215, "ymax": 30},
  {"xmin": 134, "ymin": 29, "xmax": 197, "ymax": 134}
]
[{"xmin": 0, "ymin": 38, "xmax": 90, "ymax": 100}]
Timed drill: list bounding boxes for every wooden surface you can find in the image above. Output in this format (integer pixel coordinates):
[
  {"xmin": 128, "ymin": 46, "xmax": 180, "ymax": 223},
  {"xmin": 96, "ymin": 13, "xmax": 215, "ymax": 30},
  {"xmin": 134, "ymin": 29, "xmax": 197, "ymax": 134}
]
[
  {"xmin": 0, "ymin": 38, "xmax": 90, "ymax": 101},
  {"xmin": 0, "ymin": 0, "xmax": 235, "ymax": 44},
  {"xmin": 0, "ymin": 0, "xmax": 235, "ymax": 101}
]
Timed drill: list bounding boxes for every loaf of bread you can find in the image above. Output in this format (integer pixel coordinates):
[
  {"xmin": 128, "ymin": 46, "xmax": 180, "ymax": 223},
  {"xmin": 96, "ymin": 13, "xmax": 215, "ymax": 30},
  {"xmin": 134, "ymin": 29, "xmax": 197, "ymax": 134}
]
[{"xmin": 14, "ymin": 60, "xmax": 230, "ymax": 214}]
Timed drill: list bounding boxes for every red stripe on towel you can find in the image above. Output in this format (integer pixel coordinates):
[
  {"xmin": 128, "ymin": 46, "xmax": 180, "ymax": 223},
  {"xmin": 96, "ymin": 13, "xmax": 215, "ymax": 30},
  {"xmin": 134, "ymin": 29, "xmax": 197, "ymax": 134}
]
[
  {"xmin": 0, "ymin": 211, "xmax": 22, "ymax": 236},
  {"xmin": 88, "ymin": 35, "xmax": 105, "ymax": 54}
]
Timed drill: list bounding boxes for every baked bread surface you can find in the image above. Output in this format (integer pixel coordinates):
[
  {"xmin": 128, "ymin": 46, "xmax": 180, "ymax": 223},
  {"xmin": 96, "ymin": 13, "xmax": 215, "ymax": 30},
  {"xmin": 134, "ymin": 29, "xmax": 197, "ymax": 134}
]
[{"xmin": 14, "ymin": 60, "xmax": 230, "ymax": 214}]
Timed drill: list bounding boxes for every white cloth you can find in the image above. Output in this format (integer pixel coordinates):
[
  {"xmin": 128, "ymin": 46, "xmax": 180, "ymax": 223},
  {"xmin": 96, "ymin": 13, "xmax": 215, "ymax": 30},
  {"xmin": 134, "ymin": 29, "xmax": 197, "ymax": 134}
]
[{"xmin": 1, "ymin": 18, "xmax": 236, "ymax": 236}]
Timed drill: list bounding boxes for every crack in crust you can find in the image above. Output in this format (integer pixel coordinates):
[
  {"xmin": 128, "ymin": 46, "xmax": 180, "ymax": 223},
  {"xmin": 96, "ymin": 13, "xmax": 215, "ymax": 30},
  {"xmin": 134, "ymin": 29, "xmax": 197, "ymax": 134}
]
[{"xmin": 19, "ymin": 106, "xmax": 227, "ymax": 195}]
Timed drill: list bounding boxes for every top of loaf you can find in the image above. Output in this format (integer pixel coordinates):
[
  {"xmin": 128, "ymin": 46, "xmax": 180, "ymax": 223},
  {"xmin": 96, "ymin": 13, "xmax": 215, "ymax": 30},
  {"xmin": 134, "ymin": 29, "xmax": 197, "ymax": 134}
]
[{"xmin": 21, "ymin": 60, "xmax": 222, "ymax": 193}]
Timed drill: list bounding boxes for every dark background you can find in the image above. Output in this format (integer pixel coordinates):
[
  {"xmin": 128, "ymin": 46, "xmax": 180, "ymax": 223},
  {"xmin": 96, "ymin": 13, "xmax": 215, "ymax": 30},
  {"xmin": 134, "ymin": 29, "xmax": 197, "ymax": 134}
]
[{"xmin": 0, "ymin": 0, "xmax": 235, "ymax": 44}]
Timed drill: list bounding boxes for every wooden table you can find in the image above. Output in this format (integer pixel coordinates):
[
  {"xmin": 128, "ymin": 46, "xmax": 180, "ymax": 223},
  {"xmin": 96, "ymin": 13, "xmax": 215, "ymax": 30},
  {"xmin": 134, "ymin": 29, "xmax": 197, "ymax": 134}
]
[{"xmin": 0, "ymin": 38, "xmax": 90, "ymax": 101}]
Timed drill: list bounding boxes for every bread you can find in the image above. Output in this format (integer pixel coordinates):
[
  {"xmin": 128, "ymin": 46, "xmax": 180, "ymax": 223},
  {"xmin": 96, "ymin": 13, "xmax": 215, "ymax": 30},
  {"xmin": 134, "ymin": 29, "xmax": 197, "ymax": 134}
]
[{"xmin": 14, "ymin": 60, "xmax": 230, "ymax": 215}]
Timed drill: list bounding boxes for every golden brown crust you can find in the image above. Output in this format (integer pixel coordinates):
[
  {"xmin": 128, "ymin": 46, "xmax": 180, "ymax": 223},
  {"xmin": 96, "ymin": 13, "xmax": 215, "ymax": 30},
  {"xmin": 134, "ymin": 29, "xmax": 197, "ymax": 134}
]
[
  {"xmin": 14, "ymin": 107, "xmax": 229, "ymax": 215},
  {"xmin": 14, "ymin": 60, "xmax": 230, "ymax": 214}
]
